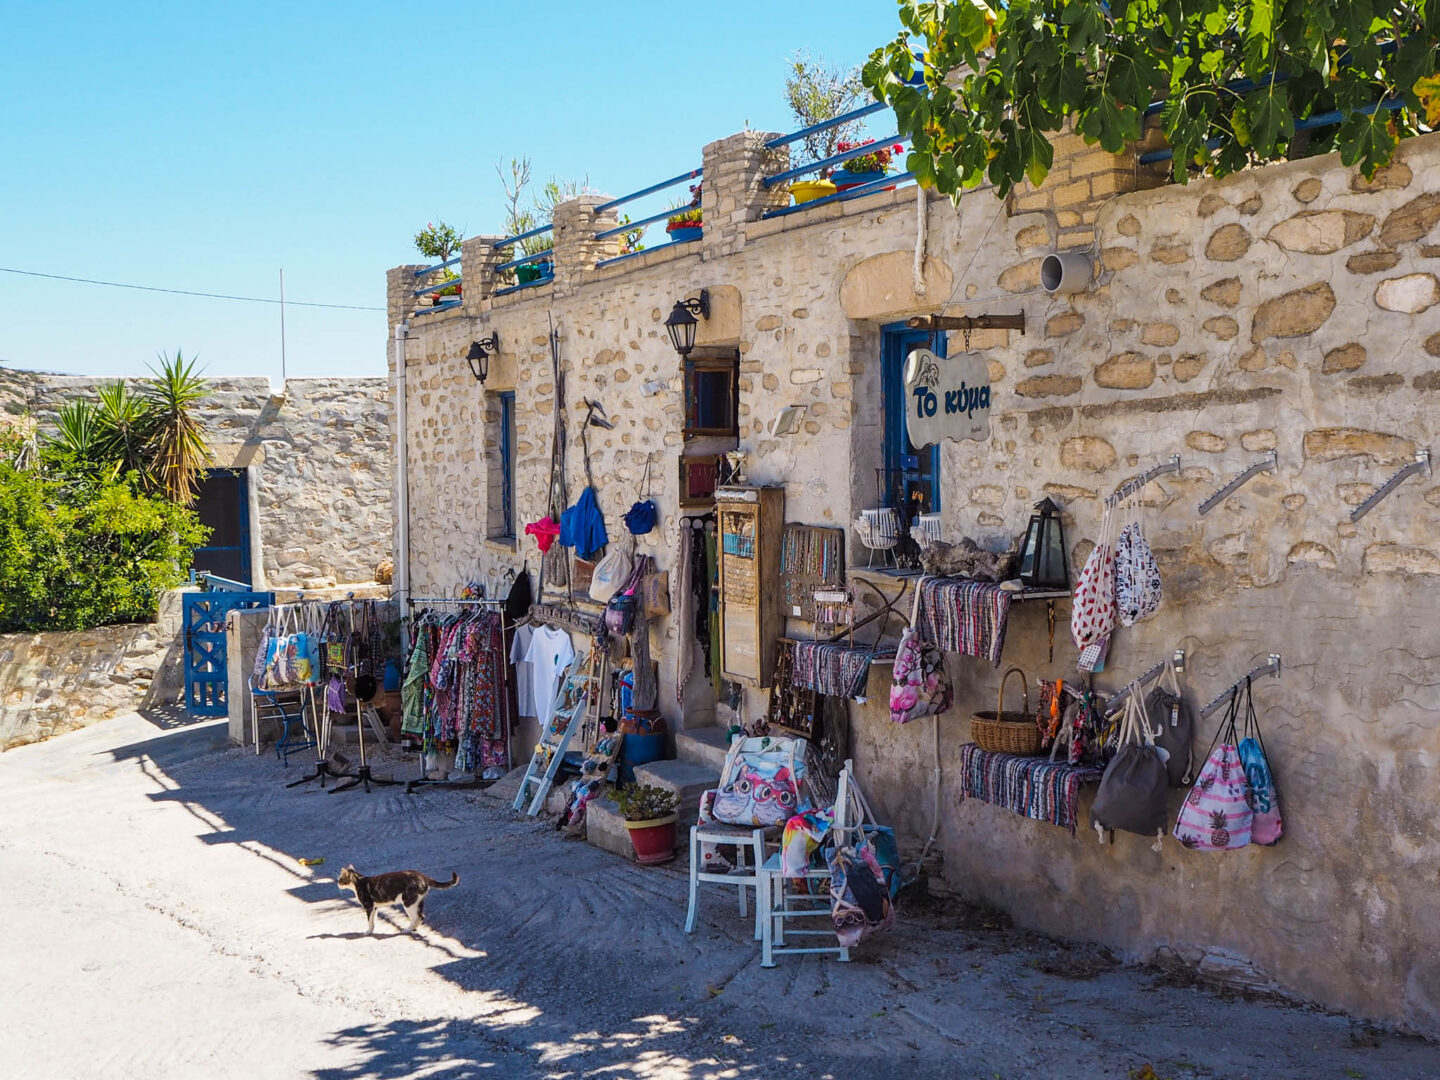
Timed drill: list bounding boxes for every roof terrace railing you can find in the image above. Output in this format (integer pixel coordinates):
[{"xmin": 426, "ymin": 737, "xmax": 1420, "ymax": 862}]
[
  {"xmin": 1138, "ymin": 95, "xmax": 1407, "ymax": 165},
  {"xmin": 594, "ymin": 166, "xmax": 703, "ymax": 269}
]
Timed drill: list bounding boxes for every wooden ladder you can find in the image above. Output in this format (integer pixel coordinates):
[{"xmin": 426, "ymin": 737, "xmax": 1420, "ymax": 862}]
[{"xmin": 513, "ymin": 650, "xmax": 600, "ymax": 816}]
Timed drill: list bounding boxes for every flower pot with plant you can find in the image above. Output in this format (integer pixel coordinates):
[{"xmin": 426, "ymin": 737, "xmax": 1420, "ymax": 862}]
[
  {"xmin": 414, "ymin": 220, "xmax": 464, "ymax": 303},
  {"xmin": 789, "ymin": 178, "xmax": 838, "ymax": 205},
  {"xmin": 613, "ymin": 783, "xmax": 679, "ymax": 864},
  {"xmin": 832, "ymin": 139, "xmax": 904, "ymax": 192},
  {"xmin": 665, "ymin": 182, "xmax": 703, "ymax": 243}
]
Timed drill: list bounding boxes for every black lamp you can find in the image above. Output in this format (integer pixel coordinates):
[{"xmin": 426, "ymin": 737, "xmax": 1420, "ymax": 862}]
[
  {"xmin": 465, "ymin": 333, "xmax": 499, "ymax": 383},
  {"xmin": 1018, "ymin": 497, "xmax": 1069, "ymax": 589},
  {"xmin": 664, "ymin": 289, "xmax": 709, "ymax": 357}
]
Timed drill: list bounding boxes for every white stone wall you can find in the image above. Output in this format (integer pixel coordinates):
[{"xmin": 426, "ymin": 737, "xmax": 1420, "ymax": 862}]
[{"xmin": 391, "ymin": 130, "xmax": 1440, "ymax": 1034}]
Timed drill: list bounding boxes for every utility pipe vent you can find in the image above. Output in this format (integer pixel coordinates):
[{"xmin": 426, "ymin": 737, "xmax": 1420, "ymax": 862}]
[{"xmin": 1041, "ymin": 252, "xmax": 1093, "ymax": 294}]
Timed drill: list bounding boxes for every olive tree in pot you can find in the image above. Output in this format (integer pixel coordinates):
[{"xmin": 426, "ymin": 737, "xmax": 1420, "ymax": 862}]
[{"xmin": 613, "ymin": 783, "xmax": 679, "ymax": 865}]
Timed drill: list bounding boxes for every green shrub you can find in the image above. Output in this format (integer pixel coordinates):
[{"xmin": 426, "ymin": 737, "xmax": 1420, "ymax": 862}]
[{"xmin": 0, "ymin": 438, "xmax": 208, "ymax": 632}]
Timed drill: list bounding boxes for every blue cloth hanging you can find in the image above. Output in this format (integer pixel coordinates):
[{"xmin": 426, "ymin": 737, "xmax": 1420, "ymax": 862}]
[
  {"xmin": 623, "ymin": 499, "xmax": 658, "ymax": 536},
  {"xmin": 559, "ymin": 486, "xmax": 609, "ymax": 560}
]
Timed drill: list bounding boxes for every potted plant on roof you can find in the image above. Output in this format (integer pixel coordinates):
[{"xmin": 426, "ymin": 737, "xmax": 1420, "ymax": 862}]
[
  {"xmin": 414, "ymin": 220, "xmax": 464, "ymax": 304},
  {"xmin": 665, "ymin": 182, "xmax": 703, "ymax": 243},
  {"xmin": 832, "ymin": 139, "xmax": 904, "ymax": 193},
  {"xmin": 613, "ymin": 783, "xmax": 679, "ymax": 864}
]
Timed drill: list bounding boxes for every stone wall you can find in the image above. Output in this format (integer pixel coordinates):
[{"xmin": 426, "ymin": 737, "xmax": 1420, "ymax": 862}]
[
  {"xmin": 390, "ymin": 128, "xmax": 1440, "ymax": 1033},
  {"xmin": 19, "ymin": 375, "xmax": 392, "ymax": 590}
]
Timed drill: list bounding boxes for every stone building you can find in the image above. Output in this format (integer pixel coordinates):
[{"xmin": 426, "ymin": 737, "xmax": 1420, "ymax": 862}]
[
  {"xmin": 387, "ymin": 128, "xmax": 1440, "ymax": 1034},
  {"xmin": 4, "ymin": 372, "xmax": 393, "ymax": 590}
]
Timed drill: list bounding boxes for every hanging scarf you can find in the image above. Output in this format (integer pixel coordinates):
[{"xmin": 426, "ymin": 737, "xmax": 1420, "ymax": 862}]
[{"xmin": 674, "ymin": 520, "xmax": 695, "ymax": 704}]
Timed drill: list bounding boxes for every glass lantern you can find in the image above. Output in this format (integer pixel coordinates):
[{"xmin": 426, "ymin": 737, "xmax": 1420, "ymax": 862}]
[{"xmin": 1018, "ymin": 497, "xmax": 1068, "ymax": 589}]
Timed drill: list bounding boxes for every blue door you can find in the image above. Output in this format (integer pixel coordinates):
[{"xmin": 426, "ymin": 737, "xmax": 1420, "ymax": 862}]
[
  {"xmin": 882, "ymin": 324, "xmax": 947, "ymax": 522},
  {"xmin": 191, "ymin": 469, "xmax": 252, "ymax": 585},
  {"xmin": 183, "ymin": 590, "xmax": 273, "ymax": 716}
]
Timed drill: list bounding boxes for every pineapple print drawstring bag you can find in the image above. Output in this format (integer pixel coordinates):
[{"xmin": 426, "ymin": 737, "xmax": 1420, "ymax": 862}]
[{"xmin": 1173, "ymin": 687, "xmax": 1253, "ymax": 851}]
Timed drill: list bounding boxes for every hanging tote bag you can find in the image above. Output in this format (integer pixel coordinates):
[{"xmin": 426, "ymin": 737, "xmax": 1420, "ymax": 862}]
[
  {"xmin": 1071, "ymin": 506, "xmax": 1118, "ymax": 649},
  {"xmin": 889, "ymin": 576, "xmax": 954, "ymax": 725},
  {"xmin": 1114, "ymin": 495, "xmax": 1162, "ymax": 627},
  {"xmin": 589, "ymin": 547, "xmax": 633, "ymax": 604},
  {"xmin": 1173, "ymin": 690, "xmax": 1253, "ymax": 851},
  {"xmin": 1237, "ymin": 676, "xmax": 1284, "ymax": 846},
  {"xmin": 1090, "ymin": 693, "xmax": 1171, "ymax": 848},
  {"xmin": 603, "ymin": 558, "xmax": 646, "ymax": 637},
  {"xmin": 711, "ymin": 735, "xmax": 806, "ymax": 827},
  {"xmin": 1146, "ymin": 658, "xmax": 1195, "ymax": 786}
]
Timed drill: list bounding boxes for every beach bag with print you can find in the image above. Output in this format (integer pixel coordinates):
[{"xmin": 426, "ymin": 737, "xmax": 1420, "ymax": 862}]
[
  {"xmin": 1071, "ymin": 507, "xmax": 1117, "ymax": 649},
  {"xmin": 1236, "ymin": 676, "xmax": 1283, "ymax": 846},
  {"xmin": 260, "ymin": 608, "xmax": 319, "ymax": 690},
  {"xmin": 890, "ymin": 577, "xmax": 953, "ymax": 724},
  {"xmin": 1146, "ymin": 658, "xmax": 1195, "ymax": 787},
  {"xmin": 1113, "ymin": 497, "xmax": 1162, "ymax": 627},
  {"xmin": 828, "ymin": 838, "xmax": 895, "ymax": 948},
  {"xmin": 712, "ymin": 736, "xmax": 805, "ymax": 827},
  {"xmin": 1090, "ymin": 693, "xmax": 1170, "ymax": 848},
  {"xmin": 1173, "ymin": 690, "xmax": 1253, "ymax": 851}
]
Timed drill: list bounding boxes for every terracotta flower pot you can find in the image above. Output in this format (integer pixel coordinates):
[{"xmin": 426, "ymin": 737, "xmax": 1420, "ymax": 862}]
[{"xmin": 625, "ymin": 813, "xmax": 677, "ymax": 864}]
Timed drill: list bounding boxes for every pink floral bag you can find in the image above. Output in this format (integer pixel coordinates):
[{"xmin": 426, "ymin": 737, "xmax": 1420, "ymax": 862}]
[
  {"xmin": 1071, "ymin": 507, "xmax": 1117, "ymax": 650},
  {"xmin": 889, "ymin": 576, "xmax": 953, "ymax": 724},
  {"xmin": 1174, "ymin": 690, "xmax": 1253, "ymax": 851}
]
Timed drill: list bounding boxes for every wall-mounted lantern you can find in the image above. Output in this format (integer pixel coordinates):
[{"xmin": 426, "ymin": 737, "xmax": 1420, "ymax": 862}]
[
  {"xmin": 465, "ymin": 333, "xmax": 500, "ymax": 383},
  {"xmin": 664, "ymin": 290, "xmax": 709, "ymax": 358}
]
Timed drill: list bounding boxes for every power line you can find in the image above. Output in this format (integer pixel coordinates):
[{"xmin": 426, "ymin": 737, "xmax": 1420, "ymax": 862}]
[{"xmin": 0, "ymin": 266, "xmax": 383, "ymax": 311}]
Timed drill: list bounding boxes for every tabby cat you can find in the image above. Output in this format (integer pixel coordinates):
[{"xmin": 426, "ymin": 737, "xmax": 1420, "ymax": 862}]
[{"xmin": 336, "ymin": 865, "xmax": 459, "ymax": 934}]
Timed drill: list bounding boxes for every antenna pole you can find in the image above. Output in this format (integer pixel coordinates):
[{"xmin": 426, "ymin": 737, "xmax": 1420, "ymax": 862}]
[{"xmin": 279, "ymin": 268, "xmax": 287, "ymax": 383}]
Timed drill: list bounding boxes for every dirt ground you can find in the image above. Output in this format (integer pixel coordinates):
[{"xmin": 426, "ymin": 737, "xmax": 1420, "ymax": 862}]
[{"xmin": 1, "ymin": 711, "xmax": 1436, "ymax": 1080}]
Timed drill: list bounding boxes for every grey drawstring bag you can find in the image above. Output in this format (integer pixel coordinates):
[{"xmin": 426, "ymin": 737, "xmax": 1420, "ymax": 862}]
[
  {"xmin": 1146, "ymin": 659, "xmax": 1194, "ymax": 787},
  {"xmin": 1090, "ymin": 693, "xmax": 1170, "ymax": 849}
]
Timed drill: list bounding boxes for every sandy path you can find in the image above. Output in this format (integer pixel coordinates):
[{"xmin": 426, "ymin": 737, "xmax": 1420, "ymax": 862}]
[{"xmin": 0, "ymin": 712, "xmax": 1435, "ymax": 1080}]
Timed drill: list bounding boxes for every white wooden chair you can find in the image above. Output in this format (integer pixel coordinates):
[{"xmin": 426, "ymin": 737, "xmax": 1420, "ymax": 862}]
[
  {"xmin": 757, "ymin": 758, "xmax": 866, "ymax": 967},
  {"xmin": 683, "ymin": 734, "xmax": 807, "ymax": 941}
]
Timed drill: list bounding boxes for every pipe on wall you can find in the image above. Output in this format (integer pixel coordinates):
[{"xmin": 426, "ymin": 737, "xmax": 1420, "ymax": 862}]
[{"xmin": 394, "ymin": 323, "xmax": 411, "ymax": 649}]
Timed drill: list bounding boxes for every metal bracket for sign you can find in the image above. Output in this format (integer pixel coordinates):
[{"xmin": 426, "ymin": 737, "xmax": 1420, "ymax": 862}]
[
  {"xmin": 1103, "ymin": 649, "xmax": 1187, "ymax": 716},
  {"xmin": 904, "ymin": 312, "xmax": 1026, "ymax": 335},
  {"xmin": 1198, "ymin": 449, "xmax": 1278, "ymax": 515},
  {"xmin": 1105, "ymin": 454, "xmax": 1182, "ymax": 508},
  {"xmin": 1349, "ymin": 449, "xmax": 1432, "ymax": 523},
  {"xmin": 1198, "ymin": 654, "xmax": 1282, "ymax": 720}
]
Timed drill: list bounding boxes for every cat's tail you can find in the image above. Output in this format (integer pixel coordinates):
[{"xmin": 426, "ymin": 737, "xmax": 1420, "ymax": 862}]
[{"xmin": 426, "ymin": 872, "xmax": 460, "ymax": 889}]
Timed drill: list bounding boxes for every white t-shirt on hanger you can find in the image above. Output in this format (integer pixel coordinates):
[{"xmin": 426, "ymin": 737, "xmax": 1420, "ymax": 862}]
[
  {"xmin": 524, "ymin": 625, "xmax": 576, "ymax": 726},
  {"xmin": 509, "ymin": 623, "xmax": 537, "ymax": 718}
]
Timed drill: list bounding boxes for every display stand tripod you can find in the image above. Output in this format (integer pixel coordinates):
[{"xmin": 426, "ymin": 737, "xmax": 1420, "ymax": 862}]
[
  {"xmin": 332, "ymin": 601, "xmax": 399, "ymax": 795},
  {"xmin": 287, "ymin": 595, "xmax": 357, "ymax": 790}
]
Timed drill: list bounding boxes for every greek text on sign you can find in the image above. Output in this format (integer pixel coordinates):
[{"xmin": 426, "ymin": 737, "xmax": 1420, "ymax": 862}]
[{"xmin": 902, "ymin": 348, "xmax": 991, "ymax": 446}]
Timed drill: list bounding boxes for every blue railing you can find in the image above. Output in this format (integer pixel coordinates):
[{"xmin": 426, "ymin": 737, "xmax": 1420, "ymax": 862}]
[
  {"xmin": 1138, "ymin": 95, "xmax": 1407, "ymax": 165},
  {"xmin": 593, "ymin": 166, "xmax": 703, "ymax": 269},
  {"xmin": 412, "ymin": 257, "xmax": 463, "ymax": 313}
]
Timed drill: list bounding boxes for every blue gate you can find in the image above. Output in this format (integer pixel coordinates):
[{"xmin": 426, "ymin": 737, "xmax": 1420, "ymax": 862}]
[{"xmin": 184, "ymin": 588, "xmax": 273, "ymax": 716}]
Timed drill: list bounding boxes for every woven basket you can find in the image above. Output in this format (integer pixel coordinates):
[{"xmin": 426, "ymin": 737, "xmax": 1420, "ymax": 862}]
[{"xmin": 971, "ymin": 667, "xmax": 1044, "ymax": 755}]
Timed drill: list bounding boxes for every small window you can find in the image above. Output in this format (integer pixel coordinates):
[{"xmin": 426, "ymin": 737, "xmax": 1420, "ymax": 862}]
[
  {"xmin": 684, "ymin": 356, "xmax": 738, "ymax": 437},
  {"xmin": 486, "ymin": 391, "xmax": 516, "ymax": 540}
]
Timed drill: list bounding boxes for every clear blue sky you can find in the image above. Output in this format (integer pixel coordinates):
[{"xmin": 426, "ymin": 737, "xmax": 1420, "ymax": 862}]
[{"xmin": 0, "ymin": 2, "xmax": 901, "ymax": 385}]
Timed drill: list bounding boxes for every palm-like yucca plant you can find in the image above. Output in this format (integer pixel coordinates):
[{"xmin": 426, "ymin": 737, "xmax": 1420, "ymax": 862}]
[
  {"xmin": 94, "ymin": 381, "xmax": 151, "ymax": 483},
  {"xmin": 141, "ymin": 351, "xmax": 211, "ymax": 505},
  {"xmin": 54, "ymin": 399, "xmax": 101, "ymax": 461}
]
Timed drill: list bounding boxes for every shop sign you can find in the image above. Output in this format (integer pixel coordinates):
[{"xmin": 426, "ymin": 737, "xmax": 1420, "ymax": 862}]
[{"xmin": 902, "ymin": 347, "xmax": 991, "ymax": 446}]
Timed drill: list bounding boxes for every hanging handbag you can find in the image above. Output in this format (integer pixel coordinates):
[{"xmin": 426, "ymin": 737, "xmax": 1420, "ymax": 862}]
[
  {"xmin": 504, "ymin": 564, "xmax": 533, "ymax": 621},
  {"xmin": 1090, "ymin": 692, "xmax": 1171, "ymax": 847},
  {"xmin": 1173, "ymin": 689, "xmax": 1253, "ymax": 851},
  {"xmin": 1146, "ymin": 658, "xmax": 1194, "ymax": 786},
  {"xmin": 889, "ymin": 576, "xmax": 954, "ymax": 725},
  {"xmin": 1071, "ymin": 506, "xmax": 1117, "ymax": 649},
  {"xmin": 639, "ymin": 569, "xmax": 670, "ymax": 617},
  {"xmin": 589, "ymin": 547, "xmax": 633, "ymax": 604},
  {"xmin": 1237, "ymin": 676, "xmax": 1283, "ymax": 845},
  {"xmin": 1114, "ymin": 496, "xmax": 1162, "ymax": 626},
  {"xmin": 603, "ymin": 559, "xmax": 646, "ymax": 637},
  {"xmin": 828, "ymin": 838, "xmax": 895, "ymax": 948}
]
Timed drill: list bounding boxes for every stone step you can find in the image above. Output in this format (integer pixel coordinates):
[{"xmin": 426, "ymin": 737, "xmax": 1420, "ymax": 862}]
[
  {"xmin": 583, "ymin": 796, "xmax": 638, "ymax": 861},
  {"xmin": 674, "ymin": 725, "xmax": 732, "ymax": 773},
  {"xmin": 633, "ymin": 758, "xmax": 719, "ymax": 820}
]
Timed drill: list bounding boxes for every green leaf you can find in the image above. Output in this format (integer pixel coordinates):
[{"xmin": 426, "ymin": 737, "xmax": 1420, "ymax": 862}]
[
  {"xmin": 1243, "ymin": 86, "xmax": 1293, "ymax": 156},
  {"xmin": 1337, "ymin": 108, "xmax": 1399, "ymax": 175}
]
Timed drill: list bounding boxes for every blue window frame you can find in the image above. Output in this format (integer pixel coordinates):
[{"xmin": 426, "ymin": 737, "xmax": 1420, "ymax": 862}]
[
  {"xmin": 497, "ymin": 391, "xmax": 515, "ymax": 539},
  {"xmin": 881, "ymin": 324, "xmax": 946, "ymax": 520}
]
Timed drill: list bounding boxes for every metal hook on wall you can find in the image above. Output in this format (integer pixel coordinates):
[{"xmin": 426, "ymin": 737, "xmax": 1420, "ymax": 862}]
[
  {"xmin": 1198, "ymin": 449, "xmax": 1278, "ymax": 515},
  {"xmin": 1349, "ymin": 450, "xmax": 1431, "ymax": 523},
  {"xmin": 1198, "ymin": 654, "xmax": 1282, "ymax": 720}
]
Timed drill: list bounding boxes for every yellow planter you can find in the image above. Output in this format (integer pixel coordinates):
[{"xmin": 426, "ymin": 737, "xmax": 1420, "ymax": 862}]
[{"xmin": 790, "ymin": 179, "xmax": 837, "ymax": 205}]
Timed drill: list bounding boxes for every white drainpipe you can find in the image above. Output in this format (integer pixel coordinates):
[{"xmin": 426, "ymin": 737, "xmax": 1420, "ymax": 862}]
[{"xmin": 394, "ymin": 322, "xmax": 411, "ymax": 647}]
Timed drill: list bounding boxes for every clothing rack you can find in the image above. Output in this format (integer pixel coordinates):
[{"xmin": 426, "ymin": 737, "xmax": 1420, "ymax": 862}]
[
  {"xmin": 1198, "ymin": 654, "xmax": 1282, "ymax": 719},
  {"xmin": 406, "ymin": 597, "xmax": 505, "ymax": 606},
  {"xmin": 1103, "ymin": 649, "xmax": 1186, "ymax": 716},
  {"xmin": 1105, "ymin": 454, "xmax": 1182, "ymax": 508},
  {"xmin": 1198, "ymin": 449, "xmax": 1278, "ymax": 515}
]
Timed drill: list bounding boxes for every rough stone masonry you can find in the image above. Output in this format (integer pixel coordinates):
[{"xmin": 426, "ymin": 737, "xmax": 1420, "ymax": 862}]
[{"xmin": 389, "ymin": 127, "xmax": 1440, "ymax": 1035}]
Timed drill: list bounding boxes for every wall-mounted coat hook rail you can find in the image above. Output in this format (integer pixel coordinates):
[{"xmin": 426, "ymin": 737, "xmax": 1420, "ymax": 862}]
[
  {"xmin": 1105, "ymin": 454, "xmax": 1182, "ymax": 508},
  {"xmin": 1103, "ymin": 649, "xmax": 1186, "ymax": 715},
  {"xmin": 1349, "ymin": 449, "xmax": 1431, "ymax": 523},
  {"xmin": 1199, "ymin": 654, "xmax": 1282, "ymax": 720},
  {"xmin": 1199, "ymin": 449, "xmax": 1278, "ymax": 515}
]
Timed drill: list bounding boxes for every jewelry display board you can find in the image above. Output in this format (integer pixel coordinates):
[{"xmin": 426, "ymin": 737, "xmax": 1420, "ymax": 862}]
[
  {"xmin": 779, "ymin": 524, "xmax": 845, "ymax": 622},
  {"xmin": 716, "ymin": 486, "xmax": 784, "ymax": 687}
]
